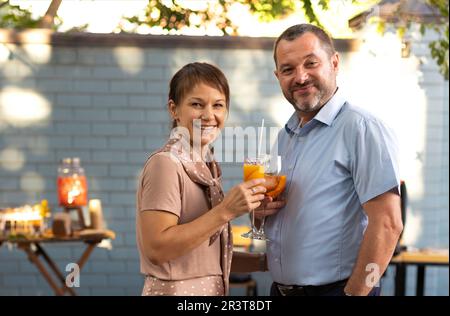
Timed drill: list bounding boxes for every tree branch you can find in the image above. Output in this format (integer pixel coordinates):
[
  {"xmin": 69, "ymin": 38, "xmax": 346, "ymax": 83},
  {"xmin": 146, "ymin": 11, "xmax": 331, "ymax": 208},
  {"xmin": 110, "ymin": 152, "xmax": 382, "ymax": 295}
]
[{"xmin": 38, "ymin": 0, "xmax": 62, "ymax": 29}]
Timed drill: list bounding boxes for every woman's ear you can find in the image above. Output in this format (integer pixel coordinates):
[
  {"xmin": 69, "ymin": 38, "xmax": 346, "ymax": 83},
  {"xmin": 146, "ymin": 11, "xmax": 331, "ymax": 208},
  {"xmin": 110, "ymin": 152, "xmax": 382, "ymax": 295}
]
[{"xmin": 168, "ymin": 100, "xmax": 178, "ymax": 121}]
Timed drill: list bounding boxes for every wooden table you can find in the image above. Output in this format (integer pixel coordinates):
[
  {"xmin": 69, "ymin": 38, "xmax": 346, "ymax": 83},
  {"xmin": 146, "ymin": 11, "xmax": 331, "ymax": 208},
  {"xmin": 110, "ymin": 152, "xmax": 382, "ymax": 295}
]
[
  {"xmin": 0, "ymin": 229, "xmax": 115, "ymax": 296},
  {"xmin": 390, "ymin": 249, "xmax": 449, "ymax": 296}
]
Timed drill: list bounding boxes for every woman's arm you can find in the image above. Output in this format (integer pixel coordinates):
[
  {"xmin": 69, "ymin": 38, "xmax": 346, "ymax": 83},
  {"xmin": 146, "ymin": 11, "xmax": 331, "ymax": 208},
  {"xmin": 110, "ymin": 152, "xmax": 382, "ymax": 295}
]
[
  {"xmin": 140, "ymin": 178, "xmax": 267, "ymax": 265},
  {"xmin": 140, "ymin": 206, "xmax": 227, "ymax": 265}
]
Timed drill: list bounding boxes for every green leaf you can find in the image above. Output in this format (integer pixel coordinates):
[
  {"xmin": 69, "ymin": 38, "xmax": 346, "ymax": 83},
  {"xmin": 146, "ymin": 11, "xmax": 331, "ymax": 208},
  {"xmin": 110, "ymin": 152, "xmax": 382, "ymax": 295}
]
[{"xmin": 420, "ymin": 23, "xmax": 426, "ymax": 35}]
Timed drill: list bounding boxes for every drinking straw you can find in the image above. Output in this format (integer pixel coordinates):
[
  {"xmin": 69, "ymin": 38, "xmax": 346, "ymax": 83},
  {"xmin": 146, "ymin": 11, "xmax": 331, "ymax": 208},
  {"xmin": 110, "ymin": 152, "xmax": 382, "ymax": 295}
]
[{"xmin": 257, "ymin": 118, "xmax": 264, "ymax": 158}]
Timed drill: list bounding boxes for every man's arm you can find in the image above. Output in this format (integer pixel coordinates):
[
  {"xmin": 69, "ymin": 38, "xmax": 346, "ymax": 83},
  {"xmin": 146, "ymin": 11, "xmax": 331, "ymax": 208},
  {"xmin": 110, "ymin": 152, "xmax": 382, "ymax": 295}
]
[{"xmin": 344, "ymin": 190, "xmax": 403, "ymax": 296}]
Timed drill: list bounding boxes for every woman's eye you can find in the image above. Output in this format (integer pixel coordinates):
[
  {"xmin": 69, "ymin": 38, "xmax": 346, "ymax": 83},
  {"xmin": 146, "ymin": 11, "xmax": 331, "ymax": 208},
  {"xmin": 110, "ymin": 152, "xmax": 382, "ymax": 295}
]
[
  {"xmin": 214, "ymin": 103, "xmax": 224, "ymax": 108},
  {"xmin": 192, "ymin": 102, "xmax": 202, "ymax": 107}
]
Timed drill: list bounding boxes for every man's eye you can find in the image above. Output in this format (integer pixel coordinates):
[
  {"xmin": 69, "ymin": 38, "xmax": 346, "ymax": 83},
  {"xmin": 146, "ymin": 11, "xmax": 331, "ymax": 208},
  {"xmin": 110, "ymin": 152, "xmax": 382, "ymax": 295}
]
[
  {"xmin": 306, "ymin": 61, "xmax": 318, "ymax": 67},
  {"xmin": 281, "ymin": 68, "xmax": 292, "ymax": 74}
]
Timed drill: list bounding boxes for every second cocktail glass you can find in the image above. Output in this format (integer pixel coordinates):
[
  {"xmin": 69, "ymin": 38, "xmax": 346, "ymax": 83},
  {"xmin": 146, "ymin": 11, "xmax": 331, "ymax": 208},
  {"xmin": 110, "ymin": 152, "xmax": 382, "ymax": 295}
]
[{"xmin": 241, "ymin": 155, "xmax": 286, "ymax": 241}]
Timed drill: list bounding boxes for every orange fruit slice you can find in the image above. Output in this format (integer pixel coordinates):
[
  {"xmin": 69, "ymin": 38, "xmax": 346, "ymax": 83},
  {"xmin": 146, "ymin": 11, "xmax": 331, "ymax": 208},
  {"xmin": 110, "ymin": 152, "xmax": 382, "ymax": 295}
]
[
  {"xmin": 243, "ymin": 164, "xmax": 265, "ymax": 181},
  {"xmin": 263, "ymin": 175, "xmax": 279, "ymax": 191},
  {"xmin": 266, "ymin": 175, "xmax": 286, "ymax": 198}
]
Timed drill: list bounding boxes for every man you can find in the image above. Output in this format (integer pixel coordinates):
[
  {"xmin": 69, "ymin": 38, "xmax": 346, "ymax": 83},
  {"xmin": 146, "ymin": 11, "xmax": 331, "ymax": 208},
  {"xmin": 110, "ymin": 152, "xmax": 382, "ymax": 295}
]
[{"xmin": 265, "ymin": 24, "xmax": 403, "ymax": 296}]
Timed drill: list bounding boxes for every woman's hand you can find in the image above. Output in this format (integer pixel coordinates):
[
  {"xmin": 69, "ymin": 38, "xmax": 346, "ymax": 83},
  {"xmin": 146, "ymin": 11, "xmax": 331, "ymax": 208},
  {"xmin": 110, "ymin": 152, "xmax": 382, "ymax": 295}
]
[
  {"xmin": 253, "ymin": 196, "xmax": 286, "ymax": 219},
  {"xmin": 218, "ymin": 178, "xmax": 266, "ymax": 220}
]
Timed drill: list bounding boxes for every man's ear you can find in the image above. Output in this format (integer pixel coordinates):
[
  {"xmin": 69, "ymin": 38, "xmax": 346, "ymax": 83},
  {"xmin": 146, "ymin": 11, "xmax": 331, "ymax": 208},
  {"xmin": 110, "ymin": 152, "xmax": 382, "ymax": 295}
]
[
  {"xmin": 168, "ymin": 100, "xmax": 178, "ymax": 120},
  {"xmin": 332, "ymin": 52, "xmax": 340, "ymax": 73}
]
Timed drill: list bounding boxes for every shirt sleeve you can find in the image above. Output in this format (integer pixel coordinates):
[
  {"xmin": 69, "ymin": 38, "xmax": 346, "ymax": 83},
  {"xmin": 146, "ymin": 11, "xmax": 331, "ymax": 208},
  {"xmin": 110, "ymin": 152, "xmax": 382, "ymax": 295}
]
[
  {"xmin": 351, "ymin": 117, "xmax": 400, "ymax": 205},
  {"xmin": 139, "ymin": 152, "xmax": 182, "ymax": 217}
]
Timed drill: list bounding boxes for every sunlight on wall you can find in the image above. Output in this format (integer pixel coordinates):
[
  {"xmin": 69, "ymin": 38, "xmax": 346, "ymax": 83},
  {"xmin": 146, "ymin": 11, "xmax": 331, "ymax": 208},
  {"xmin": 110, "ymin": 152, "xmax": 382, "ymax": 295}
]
[
  {"xmin": 402, "ymin": 209, "xmax": 423, "ymax": 245},
  {"xmin": 0, "ymin": 87, "xmax": 51, "ymax": 126},
  {"xmin": 31, "ymin": 136, "xmax": 49, "ymax": 157},
  {"xmin": 268, "ymin": 95, "xmax": 295, "ymax": 127},
  {"xmin": 22, "ymin": 43, "xmax": 52, "ymax": 64},
  {"xmin": 0, "ymin": 147, "xmax": 26, "ymax": 171},
  {"xmin": 20, "ymin": 171, "xmax": 45, "ymax": 193},
  {"xmin": 169, "ymin": 49, "xmax": 215, "ymax": 72},
  {"xmin": 0, "ymin": 44, "xmax": 10, "ymax": 63},
  {"xmin": 113, "ymin": 47, "xmax": 145, "ymax": 75}
]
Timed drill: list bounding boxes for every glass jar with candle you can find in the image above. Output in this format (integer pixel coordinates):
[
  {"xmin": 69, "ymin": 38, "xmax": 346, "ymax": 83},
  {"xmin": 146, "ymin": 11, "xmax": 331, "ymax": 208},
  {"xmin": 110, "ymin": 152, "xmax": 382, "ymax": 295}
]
[
  {"xmin": 57, "ymin": 157, "xmax": 88, "ymax": 208},
  {"xmin": 57, "ymin": 157, "xmax": 71, "ymax": 206}
]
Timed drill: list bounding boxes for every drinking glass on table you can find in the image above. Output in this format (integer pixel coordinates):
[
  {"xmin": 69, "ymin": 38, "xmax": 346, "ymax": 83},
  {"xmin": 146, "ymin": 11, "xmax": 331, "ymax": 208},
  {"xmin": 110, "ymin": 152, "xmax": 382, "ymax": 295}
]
[{"xmin": 241, "ymin": 155, "xmax": 286, "ymax": 241}]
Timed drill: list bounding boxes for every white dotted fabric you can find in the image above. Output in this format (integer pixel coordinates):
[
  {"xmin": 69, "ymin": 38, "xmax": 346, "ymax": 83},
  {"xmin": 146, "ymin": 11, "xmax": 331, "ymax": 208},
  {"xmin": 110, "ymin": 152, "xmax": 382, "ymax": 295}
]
[{"xmin": 142, "ymin": 275, "xmax": 224, "ymax": 296}]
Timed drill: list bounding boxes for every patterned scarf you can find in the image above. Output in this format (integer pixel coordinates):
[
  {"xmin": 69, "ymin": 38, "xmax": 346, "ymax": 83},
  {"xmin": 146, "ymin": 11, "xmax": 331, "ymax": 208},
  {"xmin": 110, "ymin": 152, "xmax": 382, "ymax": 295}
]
[{"xmin": 153, "ymin": 137, "xmax": 233, "ymax": 295}]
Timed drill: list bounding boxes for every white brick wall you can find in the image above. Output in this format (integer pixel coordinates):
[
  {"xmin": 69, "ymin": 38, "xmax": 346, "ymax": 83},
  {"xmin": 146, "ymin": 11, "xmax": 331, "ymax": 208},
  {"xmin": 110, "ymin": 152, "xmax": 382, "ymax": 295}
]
[{"xmin": 1, "ymin": 31, "xmax": 448, "ymax": 296}]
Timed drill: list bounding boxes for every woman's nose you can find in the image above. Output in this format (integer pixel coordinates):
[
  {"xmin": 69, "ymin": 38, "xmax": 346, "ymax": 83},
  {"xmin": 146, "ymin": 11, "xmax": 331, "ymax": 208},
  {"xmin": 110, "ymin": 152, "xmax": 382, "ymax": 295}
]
[{"xmin": 201, "ymin": 107, "xmax": 214, "ymax": 120}]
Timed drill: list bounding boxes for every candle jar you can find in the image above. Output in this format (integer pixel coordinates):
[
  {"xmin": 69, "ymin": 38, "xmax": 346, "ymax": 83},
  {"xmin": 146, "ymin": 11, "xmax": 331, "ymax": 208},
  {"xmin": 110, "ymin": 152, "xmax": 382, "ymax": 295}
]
[{"xmin": 57, "ymin": 157, "xmax": 88, "ymax": 207}]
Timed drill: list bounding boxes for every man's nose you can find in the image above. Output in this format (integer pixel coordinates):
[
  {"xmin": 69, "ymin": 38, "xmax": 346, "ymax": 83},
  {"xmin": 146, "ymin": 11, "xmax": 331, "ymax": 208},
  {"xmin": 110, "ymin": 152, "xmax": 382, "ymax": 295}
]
[{"xmin": 294, "ymin": 67, "xmax": 309, "ymax": 84}]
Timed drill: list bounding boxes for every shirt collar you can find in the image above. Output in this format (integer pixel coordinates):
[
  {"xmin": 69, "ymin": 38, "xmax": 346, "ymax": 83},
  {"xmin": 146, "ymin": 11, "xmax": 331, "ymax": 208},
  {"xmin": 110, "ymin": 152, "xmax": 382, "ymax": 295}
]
[
  {"xmin": 284, "ymin": 87, "xmax": 346, "ymax": 135},
  {"xmin": 313, "ymin": 87, "xmax": 346, "ymax": 126},
  {"xmin": 285, "ymin": 112, "xmax": 302, "ymax": 135}
]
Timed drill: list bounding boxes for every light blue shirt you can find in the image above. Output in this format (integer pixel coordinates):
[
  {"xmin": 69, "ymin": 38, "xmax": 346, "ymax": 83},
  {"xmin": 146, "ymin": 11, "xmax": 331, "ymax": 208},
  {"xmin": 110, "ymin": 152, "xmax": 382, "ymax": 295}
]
[{"xmin": 265, "ymin": 88, "xmax": 400, "ymax": 286}]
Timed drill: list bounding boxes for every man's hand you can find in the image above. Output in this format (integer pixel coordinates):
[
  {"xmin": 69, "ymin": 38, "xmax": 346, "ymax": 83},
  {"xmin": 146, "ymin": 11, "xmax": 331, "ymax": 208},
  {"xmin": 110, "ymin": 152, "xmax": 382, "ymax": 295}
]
[{"xmin": 253, "ymin": 196, "xmax": 286, "ymax": 219}]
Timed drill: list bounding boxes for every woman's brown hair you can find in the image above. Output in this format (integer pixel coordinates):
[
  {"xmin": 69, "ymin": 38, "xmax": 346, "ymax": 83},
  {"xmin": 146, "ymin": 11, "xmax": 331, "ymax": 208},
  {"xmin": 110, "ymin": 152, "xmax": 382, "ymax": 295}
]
[{"xmin": 168, "ymin": 62, "xmax": 230, "ymax": 128}]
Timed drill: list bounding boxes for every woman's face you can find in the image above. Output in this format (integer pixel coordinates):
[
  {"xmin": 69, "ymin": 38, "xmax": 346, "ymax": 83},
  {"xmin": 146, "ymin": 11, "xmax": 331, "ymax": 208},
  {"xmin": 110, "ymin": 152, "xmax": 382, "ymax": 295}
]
[{"xmin": 169, "ymin": 83, "xmax": 228, "ymax": 147}]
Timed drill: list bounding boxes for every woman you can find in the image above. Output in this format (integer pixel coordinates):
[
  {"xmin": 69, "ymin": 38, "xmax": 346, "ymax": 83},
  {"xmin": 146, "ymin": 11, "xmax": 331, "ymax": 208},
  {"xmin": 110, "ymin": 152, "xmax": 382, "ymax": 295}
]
[{"xmin": 136, "ymin": 62, "xmax": 269, "ymax": 296}]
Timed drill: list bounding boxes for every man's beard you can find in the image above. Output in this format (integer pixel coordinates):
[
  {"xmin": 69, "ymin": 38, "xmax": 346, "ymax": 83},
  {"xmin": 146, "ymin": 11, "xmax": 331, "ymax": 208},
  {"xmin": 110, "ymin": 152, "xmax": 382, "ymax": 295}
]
[
  {"xmin": 283, "ymin": 82, "xmax": 325, "ymax": 113},
  {"xmin": 294, "ymin": 91, "xmax": 324, "ymax": 113}
]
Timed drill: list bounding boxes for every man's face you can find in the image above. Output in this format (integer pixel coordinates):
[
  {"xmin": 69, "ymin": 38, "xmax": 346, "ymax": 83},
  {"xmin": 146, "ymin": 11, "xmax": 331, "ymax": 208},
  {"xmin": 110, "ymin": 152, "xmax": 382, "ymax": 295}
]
[{"xmin": 274, "ymin": 33, "xmax": 339, "ymax": 116}]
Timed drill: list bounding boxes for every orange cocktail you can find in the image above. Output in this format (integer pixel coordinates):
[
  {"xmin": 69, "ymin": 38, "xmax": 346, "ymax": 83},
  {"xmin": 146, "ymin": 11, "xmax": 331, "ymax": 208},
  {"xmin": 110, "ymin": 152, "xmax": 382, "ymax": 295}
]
[
  {"xmin": 243, "ymin": 163, "xmax": 286, "ymax": 199},
  {"xmin": 262, "ymin": 174, "xmax": 286, "ymax": 199},
  {"xmin": 242, "ymin": 156, "xmax": 286, "ymax": 240}
]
